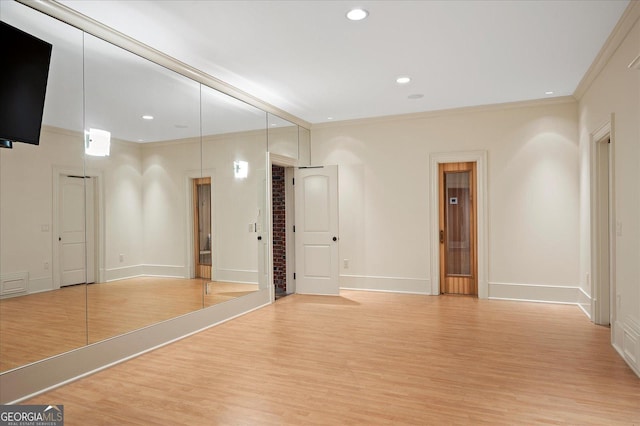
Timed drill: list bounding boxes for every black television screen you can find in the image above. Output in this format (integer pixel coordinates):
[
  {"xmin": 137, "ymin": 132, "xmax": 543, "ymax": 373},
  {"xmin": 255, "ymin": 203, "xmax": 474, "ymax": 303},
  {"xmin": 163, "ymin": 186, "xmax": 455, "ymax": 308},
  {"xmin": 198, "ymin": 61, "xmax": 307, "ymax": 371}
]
[{"xmin": 0, "ymin": 21, "xmax": 53, "ymax": 147}]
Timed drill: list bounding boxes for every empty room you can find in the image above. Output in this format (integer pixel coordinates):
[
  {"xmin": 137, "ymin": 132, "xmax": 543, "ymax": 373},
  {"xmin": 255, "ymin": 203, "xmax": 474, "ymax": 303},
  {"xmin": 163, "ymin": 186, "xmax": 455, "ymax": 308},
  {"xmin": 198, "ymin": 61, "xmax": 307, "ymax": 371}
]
[{"xmin": 1, "ymin": 0, "xmax": 639, "ymax": 424}]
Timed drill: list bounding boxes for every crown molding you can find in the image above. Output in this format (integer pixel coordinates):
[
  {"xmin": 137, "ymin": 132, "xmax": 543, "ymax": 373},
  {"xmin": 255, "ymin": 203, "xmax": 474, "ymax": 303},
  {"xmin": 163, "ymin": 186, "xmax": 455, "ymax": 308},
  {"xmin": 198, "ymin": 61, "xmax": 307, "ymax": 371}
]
[
  {"xmin": 311, "ymin": 96, "xmax": 576, "ymax": 130},
  {"xmin": 573, "ymin": 0, "xmax": 640, "ymax": 100}
]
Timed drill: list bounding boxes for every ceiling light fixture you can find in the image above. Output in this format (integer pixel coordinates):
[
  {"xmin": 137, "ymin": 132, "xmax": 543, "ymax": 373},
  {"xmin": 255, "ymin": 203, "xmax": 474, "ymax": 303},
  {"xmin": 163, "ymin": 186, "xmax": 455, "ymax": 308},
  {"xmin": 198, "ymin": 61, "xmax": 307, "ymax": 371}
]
[
  {"xmin": 142, "ymin": 115, "xmax": 154, "ymax": 120},
  {"xmin": 545, "ymin": 91, "xmax": 554, "ymax": 95},
  {"xmin": 327, "ymin": 117, "xmax": 334, "ymax": 120},
  {"xmin": 346, "ymin": 8, "xmax": 368, "ymax": 21},
  {"xmin": 396, "ymin": 76, "xmax": 411, "ymax": 84}
]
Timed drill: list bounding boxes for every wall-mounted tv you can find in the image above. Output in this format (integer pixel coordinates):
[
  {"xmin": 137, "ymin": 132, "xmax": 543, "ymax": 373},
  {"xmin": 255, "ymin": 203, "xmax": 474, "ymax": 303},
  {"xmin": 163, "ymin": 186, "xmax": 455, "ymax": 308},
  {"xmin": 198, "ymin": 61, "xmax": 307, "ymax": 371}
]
[{"xmin": 0, "ymin": 21, "xmax": 53, "ymax": 148}]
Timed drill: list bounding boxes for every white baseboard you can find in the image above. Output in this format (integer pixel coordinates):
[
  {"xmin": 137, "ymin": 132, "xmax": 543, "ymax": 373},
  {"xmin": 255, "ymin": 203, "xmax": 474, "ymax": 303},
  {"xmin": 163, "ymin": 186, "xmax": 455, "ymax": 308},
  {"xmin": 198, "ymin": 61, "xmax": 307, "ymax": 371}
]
[
  {"xmin": 215, "ymin": 268, "xmax": 258, "ymax": 284},
  {"xmin": 339, "ymin": 274, "xmax": 430, "ymax": 294},
  {"xmin": 143, "ymin": 264, "xmax": 187, "ymax": 278},
  {"xmin": 488, "ymin": 282, "xmax": 580, "ymax": 304},
  {"xmin": 105, "ymin": 265, "xmax": 145, "ymax": 282},
  {"xmin": 577, "ymin": 287, "xmax": 592, "ymax": 319}
]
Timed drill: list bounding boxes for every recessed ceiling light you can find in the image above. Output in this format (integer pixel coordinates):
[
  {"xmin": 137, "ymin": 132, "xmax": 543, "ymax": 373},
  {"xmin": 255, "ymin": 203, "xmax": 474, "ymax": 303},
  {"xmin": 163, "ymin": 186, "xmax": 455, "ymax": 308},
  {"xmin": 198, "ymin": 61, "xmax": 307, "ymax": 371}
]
[
  {"xmin": 346, "ymin": 8, "xmax": 368, "ymax": 21},
  {"xmin": 142, "ymin": 115, "xmax": 154, "ymax": 120},
  {"xmin": 396, "ymin": 76, "xmax": 411, "ymax": 84},
  {"xmin": 545, "ymin": 91, "xmax": 554, "ymax": 95},
  {"xmin": 327, "ymin": 117, "xmax": 334, "ymax": 120},
  {"xmin": 408, "ymin": 94, "xmax": 424, "ymax": 99}
]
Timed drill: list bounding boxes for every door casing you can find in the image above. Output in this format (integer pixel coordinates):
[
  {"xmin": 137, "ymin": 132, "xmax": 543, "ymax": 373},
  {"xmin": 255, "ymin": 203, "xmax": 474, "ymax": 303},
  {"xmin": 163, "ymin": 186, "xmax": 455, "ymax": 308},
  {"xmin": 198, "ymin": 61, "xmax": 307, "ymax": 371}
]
[
  {"xmin": 590, "ymin": 116, "xmax": 616, "ymax": 332},
  {"xmin": 52, "ymin": 167, "xmax": 103, "ymax": 289},
  {"xmin": 430, "ymin": 151, "xmax": 488, "ymax": 298}
]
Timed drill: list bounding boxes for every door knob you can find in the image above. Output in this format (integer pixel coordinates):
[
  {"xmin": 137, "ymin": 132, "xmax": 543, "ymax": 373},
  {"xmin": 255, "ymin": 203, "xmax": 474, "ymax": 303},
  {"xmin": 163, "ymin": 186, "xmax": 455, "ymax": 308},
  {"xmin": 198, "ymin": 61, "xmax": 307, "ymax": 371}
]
[
  {"xmin": 439, "ymin": 230, "xmax": 444, "ymax": 244},
  {"xmin": 257, "ymin": 236, "xmax": 262, "ymax": 241},
  {"xmin": 332, "ymin": 236, "xmax": 337, "ymax": 242}
]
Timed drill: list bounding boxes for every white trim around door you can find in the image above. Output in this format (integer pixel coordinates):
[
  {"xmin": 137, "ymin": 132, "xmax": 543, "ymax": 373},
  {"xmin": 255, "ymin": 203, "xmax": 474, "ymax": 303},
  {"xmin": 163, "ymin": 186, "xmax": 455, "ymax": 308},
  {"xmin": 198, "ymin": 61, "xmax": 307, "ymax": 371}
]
[{"xmin": 430, "ymin": 151, "xmax": 488, "ymax": 298}]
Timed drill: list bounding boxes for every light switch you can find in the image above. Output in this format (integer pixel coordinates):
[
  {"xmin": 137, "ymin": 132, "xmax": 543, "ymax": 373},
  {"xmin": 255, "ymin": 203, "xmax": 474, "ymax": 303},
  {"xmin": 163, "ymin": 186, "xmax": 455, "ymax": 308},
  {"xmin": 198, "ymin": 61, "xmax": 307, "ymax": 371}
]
[{"xmin": 41, "ymin": 224, "xmax": 49, "ymax": 232}]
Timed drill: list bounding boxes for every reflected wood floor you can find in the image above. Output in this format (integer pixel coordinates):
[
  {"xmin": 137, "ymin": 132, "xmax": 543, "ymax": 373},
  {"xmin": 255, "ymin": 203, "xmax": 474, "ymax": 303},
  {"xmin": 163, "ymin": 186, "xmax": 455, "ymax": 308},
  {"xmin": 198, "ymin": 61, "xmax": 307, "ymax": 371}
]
[
  {"xmin": 24, "ymin": 291, "xmax": 640, "ymax": 425},
  {"xmin": 0, "ymin": 278, "xmax": 258, "ymax": 372}
]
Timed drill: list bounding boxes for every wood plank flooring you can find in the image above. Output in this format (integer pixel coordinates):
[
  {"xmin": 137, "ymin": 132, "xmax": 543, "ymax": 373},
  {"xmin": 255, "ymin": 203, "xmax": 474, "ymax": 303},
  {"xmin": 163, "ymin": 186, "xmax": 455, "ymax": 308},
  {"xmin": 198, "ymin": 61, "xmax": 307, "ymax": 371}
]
[
  {"xmin": 0, "ymin": 278, "xmax": 258, "ymax": 372},
  {"xmin": 23, "ymin": 291, "xmax": 640, "ymax": 425}
]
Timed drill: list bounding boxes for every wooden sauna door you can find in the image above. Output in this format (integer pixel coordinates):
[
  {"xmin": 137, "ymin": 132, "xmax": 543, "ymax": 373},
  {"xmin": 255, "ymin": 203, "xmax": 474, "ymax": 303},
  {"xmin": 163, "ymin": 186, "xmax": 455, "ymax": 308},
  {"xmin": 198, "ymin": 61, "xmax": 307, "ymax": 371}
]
[
  {"xmin": 193, "ymin": 177, "xmax": 212, "ymax": 279},
  {"xmin": 439, "ymin": 162, "xmax": 477, "ymax": 295}
]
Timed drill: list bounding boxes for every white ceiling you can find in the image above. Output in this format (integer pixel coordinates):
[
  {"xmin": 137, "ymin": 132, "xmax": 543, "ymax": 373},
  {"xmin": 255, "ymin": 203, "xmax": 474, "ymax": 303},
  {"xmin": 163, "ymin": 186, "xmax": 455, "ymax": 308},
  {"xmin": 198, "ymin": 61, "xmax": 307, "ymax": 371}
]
[{"xmin": 56, "ymin": 0, "xmax": 630, "ymax": 125}]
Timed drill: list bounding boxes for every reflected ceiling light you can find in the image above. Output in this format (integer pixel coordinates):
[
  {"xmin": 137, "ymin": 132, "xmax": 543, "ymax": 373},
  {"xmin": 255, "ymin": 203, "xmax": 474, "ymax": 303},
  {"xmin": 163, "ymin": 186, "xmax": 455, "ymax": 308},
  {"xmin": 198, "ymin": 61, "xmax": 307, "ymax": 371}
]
[
  {"xmin": 142, "ymin": 115, "xmax": 154, "ymax": 120},
  {"xmin": 234, "ymin": 160, "xmax": 248, "ymax": 179},
  {"xmin": 85, "ymin": 128, "xmax": 111, "ymax": 157},
  {"xmin": 545, "ymin": 91, "xmax": 554, "ymax": 95},
  {"xmin": 346, "ymin": 8, "xmax": 368, "ymax": 21},
  {"xmin": 396, "ymin": 76, "xmax": 411, "ymax": 84}
]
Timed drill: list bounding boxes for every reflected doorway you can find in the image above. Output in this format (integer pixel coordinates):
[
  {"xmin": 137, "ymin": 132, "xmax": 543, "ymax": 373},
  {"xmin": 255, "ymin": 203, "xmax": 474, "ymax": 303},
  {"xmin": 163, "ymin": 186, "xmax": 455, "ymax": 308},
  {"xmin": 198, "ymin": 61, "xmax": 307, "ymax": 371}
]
[
  {"xmin": 439, "ymin": 162, "xmax": 477, "ymax": 295},
  {"xmin": 193, "ymin": 177, "xmax": 212, "ymax": 279},
  {"xmin": 58, "ymin": 174, "xmax": 96, "ymax": 286}
]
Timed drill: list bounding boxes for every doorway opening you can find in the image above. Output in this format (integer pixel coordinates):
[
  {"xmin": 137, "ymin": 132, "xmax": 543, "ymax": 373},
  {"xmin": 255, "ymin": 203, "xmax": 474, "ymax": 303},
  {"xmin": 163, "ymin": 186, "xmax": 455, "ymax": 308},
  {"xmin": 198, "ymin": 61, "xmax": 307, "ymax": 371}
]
[
  {"xmin": 192, "ymin": 177, "xmax": 212, "ymax": 280},
  {"xmin": 439, "ymin": 162, "xmax": 477, "ymax": 296},
  {"xmin": 272, "ymin": 165, "xmax": 287, "ymax": 299},
  {"xmin": 592, "ymin": 130, "xmax": 614, "ymax": 328}
]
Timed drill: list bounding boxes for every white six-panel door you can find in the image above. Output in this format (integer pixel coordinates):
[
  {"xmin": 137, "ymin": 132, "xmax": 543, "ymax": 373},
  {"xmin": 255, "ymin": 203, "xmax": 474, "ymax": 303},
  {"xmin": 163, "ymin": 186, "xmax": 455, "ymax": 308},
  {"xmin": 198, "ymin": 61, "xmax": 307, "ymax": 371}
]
[{"xmin": 294, "ymin": 166, "xmax": 339, "ymax": 295}]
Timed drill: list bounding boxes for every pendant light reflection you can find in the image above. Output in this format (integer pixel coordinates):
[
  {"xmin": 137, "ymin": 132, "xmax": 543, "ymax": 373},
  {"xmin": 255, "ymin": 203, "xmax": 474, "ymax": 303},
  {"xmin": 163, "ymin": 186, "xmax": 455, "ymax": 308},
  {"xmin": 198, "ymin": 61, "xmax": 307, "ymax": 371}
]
[{"xmin": 85, "ymin": 128, "xmax": 111, "ymax": 156}]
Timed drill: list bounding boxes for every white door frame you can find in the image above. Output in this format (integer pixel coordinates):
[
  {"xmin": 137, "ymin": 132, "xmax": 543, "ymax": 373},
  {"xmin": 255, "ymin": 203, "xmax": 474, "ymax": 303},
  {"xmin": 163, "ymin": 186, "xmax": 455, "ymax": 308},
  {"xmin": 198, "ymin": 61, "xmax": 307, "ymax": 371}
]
[
  {"xmin": 52, "ymin": 166, "xmax": 104, "ymax": 289},
  {"xmin": 267, "ymin": 152, "xmax": 298, "ymax": 302},
  {"xmin": 430, "ymin": 151, "xmax": 488, "ymax": 298},
  {"xmin": 590, "ymin": 116, "xmax": 616, "ymax": 331}
]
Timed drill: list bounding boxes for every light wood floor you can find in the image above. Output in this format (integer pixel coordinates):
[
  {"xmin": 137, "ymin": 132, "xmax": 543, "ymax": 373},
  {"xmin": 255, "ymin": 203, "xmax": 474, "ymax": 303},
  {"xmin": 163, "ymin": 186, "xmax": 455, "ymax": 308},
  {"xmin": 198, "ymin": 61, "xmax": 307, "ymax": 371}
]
[
  {"xmin": 24, "ymin": 291, "xmax": 640, "ymax": 425},
  {"xmin": 0, "ymin": 278, "xmax": 258, "ymax": 372}
]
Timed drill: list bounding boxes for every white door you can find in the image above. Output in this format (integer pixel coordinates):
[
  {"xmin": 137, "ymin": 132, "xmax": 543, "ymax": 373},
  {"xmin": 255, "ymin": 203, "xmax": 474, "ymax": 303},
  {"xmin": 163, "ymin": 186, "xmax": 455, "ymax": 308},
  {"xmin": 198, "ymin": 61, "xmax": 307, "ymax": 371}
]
[
  {"xmin": 59, "ymin": 175, "xmax": 95, "ymax": 286},
  {"xmin": 294, "ymin": 166, "xmax": 339, "ymax": 295}
]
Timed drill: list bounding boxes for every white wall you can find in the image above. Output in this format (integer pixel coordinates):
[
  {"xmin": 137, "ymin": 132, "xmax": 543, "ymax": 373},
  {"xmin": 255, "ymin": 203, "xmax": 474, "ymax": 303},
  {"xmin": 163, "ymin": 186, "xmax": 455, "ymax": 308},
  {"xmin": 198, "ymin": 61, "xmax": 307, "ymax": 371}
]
[
  {"xmin": 0, "ymin": 127, "xmax": 84, "ymax": 294},
  {"xmin": 311, "ymin": 100, "xmax": 580, "ymax": 301},
  {"xmin": 140, "ymin": 131, "xmax": 266, "ymax": 284},
  {"xmin": 578, "ymin": 13, "xmax": 640, "ymax": 375}
]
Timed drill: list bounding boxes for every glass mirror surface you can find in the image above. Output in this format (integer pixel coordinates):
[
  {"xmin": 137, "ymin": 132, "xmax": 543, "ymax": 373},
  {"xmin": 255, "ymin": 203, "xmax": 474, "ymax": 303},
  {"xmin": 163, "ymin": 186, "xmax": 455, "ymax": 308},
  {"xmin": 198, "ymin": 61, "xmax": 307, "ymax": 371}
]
[
  {"xmin": 298, "ymin": 126, "xmax": 311, "ymax": 167},
  {"xmin": 0, "ymin": 2, "xmax": 86, "ymax": 372},
  {"xmin": 83, "ymin": 33, "xmax": 205, "ymax": 343},
  {"xmin": 267, "ymin": 114, "xmax": 298, "ymax": 159},
  {"xmin": 200, "ymin": 86, "xmax": 267, "ymax": 305}
]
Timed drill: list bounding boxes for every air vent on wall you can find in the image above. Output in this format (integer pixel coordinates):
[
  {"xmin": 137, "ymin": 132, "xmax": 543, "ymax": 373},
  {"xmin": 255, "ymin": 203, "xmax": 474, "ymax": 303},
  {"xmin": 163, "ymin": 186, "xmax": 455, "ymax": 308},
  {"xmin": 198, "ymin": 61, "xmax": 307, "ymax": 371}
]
[{"xmin": 629, "ymin": 54, "xmax": 640, "ymax": 70}]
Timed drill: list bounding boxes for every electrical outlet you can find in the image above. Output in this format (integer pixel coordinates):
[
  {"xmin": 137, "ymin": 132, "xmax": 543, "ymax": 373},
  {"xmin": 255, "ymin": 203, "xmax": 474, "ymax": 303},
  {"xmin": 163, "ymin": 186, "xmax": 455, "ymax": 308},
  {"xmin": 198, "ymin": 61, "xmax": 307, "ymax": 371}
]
[
  {"xmin": 343, "ymin": 259, "xmax": 349, "ymax": 269},
  {"xmin": 119, "ymin": 254, "xmax": 125, "ymax": 262},
  {"xmin": 44, "ymin": 262, "xmax": 49, "ymax": 270}
]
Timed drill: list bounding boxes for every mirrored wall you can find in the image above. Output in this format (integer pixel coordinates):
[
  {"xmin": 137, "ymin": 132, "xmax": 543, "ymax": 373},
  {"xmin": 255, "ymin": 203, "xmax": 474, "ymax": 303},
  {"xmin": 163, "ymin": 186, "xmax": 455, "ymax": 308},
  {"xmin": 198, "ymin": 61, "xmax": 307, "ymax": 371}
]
[{"xmin": 0, "ymin": 0, "xmax": 309, "ymax": 373}]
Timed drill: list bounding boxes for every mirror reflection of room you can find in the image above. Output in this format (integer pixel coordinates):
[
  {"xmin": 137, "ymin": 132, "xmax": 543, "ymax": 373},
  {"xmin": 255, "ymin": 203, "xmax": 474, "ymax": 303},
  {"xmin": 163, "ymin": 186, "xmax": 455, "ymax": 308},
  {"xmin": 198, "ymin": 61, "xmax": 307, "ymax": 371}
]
[{"xmin": 0, "ymin": 0, "xmax": 279, "ymax": 374}]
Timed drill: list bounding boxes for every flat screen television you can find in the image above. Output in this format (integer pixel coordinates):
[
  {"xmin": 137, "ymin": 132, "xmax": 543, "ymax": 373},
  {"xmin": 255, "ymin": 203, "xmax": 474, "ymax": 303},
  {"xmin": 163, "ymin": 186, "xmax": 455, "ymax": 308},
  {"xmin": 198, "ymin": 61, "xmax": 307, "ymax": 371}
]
[{"xmin": 0, "ymin": 21, "xmax": 53, "ymax": 148}]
